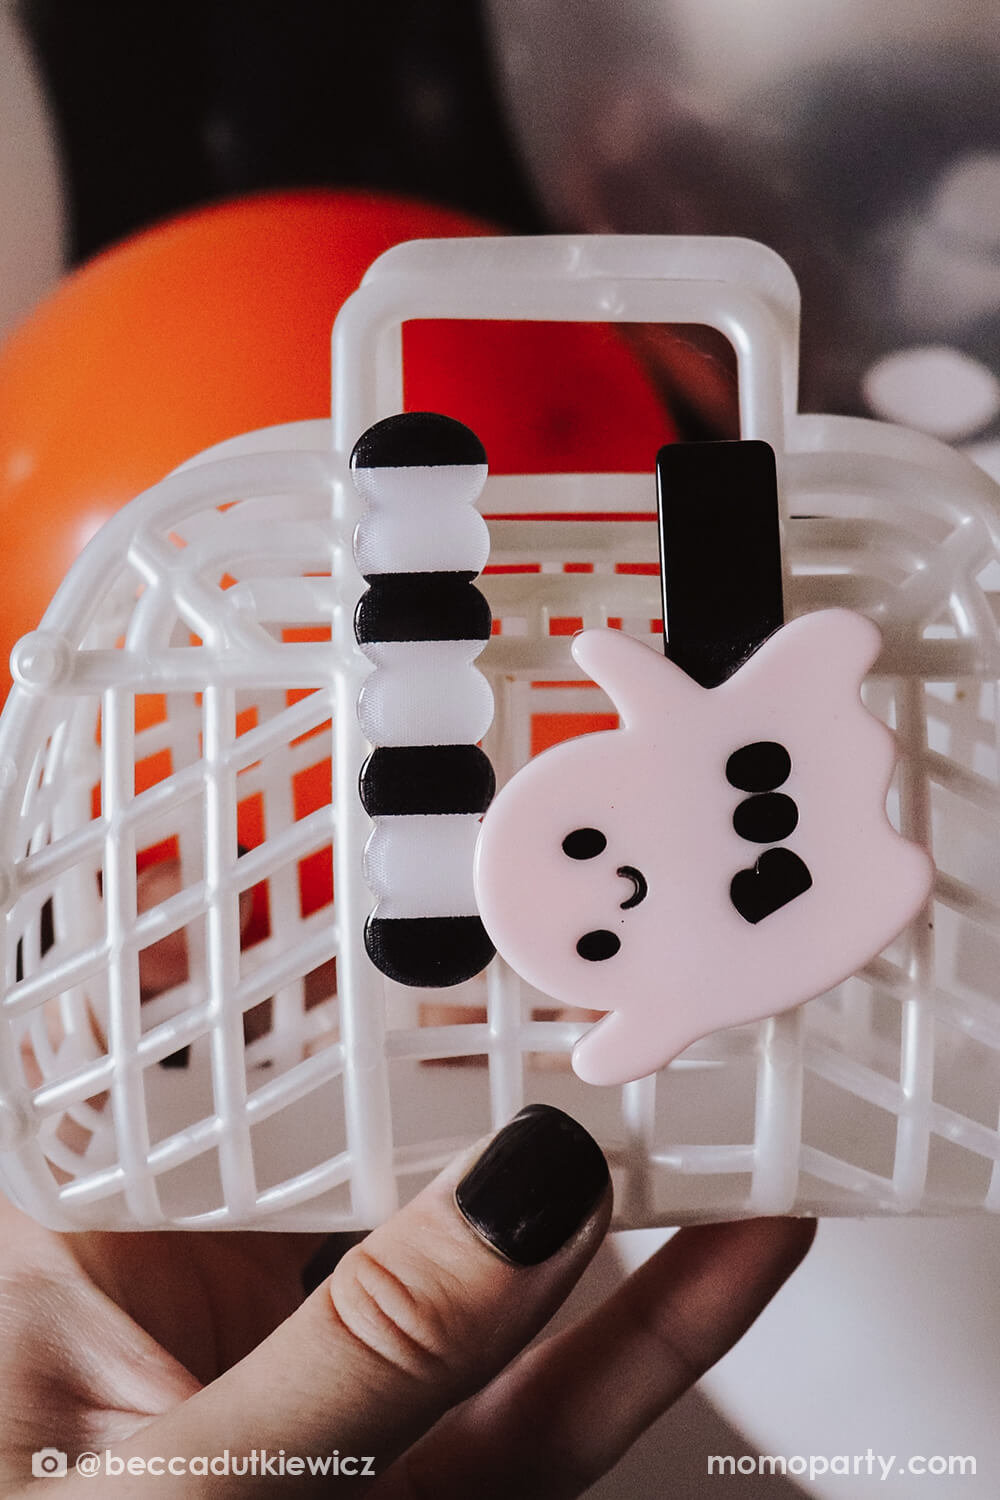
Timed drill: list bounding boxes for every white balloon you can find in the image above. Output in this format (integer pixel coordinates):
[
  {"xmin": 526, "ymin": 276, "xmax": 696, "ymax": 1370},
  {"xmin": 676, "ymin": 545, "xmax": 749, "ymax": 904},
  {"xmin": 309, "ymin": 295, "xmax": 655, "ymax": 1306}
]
[
  {"xmin": 485, "ymin": 0, "xmax": 1000, "ymax": 420},
  {"xmin": 0, "ymin": 6, "xmax": 65, "ymax": 342}
]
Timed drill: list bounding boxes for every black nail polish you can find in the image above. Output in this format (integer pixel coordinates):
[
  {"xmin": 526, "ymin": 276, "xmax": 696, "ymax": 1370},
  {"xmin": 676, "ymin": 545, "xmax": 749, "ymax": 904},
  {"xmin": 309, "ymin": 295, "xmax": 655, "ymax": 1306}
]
[{"xmin": 455, "ymin": 1104, "xmax": 610, "ymax": 1266}]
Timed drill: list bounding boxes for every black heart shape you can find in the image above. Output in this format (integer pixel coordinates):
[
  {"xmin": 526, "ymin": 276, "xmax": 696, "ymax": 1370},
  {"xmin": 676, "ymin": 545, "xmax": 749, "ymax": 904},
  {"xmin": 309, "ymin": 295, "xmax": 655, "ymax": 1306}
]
[{"xmin": 730, "ymin": 848, "xmax": 813, "ymax": 925}]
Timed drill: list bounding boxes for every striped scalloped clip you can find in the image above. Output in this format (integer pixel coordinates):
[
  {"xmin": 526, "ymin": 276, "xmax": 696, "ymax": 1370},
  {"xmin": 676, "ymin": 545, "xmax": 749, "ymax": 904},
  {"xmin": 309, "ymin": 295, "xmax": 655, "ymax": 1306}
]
[{"xmin": 351, "ymin": 412, "xmax": 497, "ymax": 987}]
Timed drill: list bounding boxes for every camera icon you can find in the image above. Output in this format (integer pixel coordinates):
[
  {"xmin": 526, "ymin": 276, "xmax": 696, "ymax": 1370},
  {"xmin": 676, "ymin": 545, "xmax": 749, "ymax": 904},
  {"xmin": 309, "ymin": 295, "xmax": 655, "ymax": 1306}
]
[{"xmin": 31, "ymin": 1448, "xmax": 68, "ymax": 1478}]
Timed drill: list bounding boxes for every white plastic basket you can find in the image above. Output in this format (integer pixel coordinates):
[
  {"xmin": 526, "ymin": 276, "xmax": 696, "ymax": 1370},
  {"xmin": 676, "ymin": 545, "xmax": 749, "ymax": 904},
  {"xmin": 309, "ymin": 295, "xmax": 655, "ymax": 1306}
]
[{"xmin": 1, "ymin": 235, "xmax": 999, "ymax": 1232}]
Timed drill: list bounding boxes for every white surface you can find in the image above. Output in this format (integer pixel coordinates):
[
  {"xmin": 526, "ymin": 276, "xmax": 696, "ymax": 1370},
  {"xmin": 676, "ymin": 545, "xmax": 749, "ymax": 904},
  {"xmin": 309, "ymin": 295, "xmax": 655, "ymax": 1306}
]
[
  {"xmin": 363, "ymin": 814, "xmax": 482, "ymax": 918},
  {"xmin": 597, "ymin": 1220, "xmax": 1000, "ymax": 1498},
  {"xmin": 352, "ymin": 463, "xmax": 490, "ymax": 573},
  {"xmin": 700, "ymin": 1218, "xmax": 1000, "ymax": 1497},
  {"xmin": 357, "ymin": 643, "xmax": 495, "ymax": 745}
]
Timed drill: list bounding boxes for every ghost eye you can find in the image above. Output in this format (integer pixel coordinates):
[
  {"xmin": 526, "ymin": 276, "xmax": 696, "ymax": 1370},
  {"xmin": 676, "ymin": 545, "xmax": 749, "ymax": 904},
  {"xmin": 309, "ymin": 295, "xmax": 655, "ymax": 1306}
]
[
  {"xmin": 576, "ymin": 929, "xmax": 621, "ymax": 961},
  {"xmin": 562, "ymin": 828, "xmax": 607, "ymax": 860}
]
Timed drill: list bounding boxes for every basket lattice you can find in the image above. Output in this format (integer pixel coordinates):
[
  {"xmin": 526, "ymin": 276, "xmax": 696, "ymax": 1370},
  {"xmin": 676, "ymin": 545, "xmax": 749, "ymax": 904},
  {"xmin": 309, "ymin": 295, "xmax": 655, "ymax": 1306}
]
[{"xmin": 0, "ymin": 235, "xmax": 999, "ymax": 1230}]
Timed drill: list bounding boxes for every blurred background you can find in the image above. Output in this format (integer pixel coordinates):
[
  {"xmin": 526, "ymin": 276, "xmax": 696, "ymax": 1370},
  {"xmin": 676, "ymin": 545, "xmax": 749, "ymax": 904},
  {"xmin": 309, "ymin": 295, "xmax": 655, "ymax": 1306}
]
[
  {"xmin": 3, "ymin": 1, "xmax": 1000, "ymax": 1494},
  {"xmin": 17, "ymin": 0, "xmax": 542, "ymax": 262},
  {"xmin": 9, "ymin": 0, "xmax": 1000, "ymax": 460}
]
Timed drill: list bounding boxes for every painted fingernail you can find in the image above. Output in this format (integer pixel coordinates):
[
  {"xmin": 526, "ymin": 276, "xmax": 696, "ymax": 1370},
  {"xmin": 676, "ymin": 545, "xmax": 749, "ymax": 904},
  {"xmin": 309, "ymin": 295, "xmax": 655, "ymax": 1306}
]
[{"xmin": 455, "ymin": 1103, "xmax": 610, "ymax": 1266}]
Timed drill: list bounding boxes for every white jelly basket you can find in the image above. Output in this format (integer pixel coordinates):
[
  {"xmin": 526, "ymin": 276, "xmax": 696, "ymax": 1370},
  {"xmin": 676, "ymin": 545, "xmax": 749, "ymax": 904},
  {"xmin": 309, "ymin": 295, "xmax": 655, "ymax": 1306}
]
[{"xmin": 1, "ymin": 235, "xmax": 999, "ymax": 1232}]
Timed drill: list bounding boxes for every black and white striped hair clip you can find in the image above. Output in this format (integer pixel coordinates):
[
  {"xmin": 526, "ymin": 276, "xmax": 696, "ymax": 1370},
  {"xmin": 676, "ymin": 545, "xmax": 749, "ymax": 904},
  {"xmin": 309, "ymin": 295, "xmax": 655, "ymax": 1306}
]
[{"xmin": 351, "ymin": 412, "xmax": 497, "ymax": 987}]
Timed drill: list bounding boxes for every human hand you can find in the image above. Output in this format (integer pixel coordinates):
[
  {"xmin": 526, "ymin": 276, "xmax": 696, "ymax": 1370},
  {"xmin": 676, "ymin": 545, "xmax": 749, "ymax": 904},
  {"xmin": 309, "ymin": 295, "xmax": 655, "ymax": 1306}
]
[{"xmin": 0, "ymin": 1102, "xmax": 813, "ymax": 1497}]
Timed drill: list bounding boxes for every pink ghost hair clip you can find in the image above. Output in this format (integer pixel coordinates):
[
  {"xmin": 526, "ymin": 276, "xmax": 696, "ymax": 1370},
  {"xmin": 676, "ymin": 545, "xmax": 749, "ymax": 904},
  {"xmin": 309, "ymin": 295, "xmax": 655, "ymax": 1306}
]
[{"xmin": 474, "ymin": 439, "xmax": 935, "ymax": 1086}]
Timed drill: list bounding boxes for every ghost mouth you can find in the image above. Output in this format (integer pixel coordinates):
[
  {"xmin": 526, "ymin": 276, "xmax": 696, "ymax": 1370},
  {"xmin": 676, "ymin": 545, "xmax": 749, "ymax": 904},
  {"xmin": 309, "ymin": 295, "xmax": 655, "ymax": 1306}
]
[{"xmin": 617, "ymin": 865, "xmax": 647, "ymax": 909}]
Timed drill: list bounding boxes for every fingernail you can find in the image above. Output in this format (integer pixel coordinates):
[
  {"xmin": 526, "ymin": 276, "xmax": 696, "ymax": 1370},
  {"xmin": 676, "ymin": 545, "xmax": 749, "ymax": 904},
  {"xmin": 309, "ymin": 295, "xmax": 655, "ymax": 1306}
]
[{"xmin": 455, "ymin": 1104, "xmax": 610, "ymax": 1266}]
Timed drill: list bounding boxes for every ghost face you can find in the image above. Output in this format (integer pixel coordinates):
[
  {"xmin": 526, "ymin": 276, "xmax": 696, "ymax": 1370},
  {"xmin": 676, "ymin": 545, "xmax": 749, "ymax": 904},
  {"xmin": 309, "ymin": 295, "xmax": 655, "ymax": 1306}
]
[{"xmin": 474, "ymin": 611, "xmax": 934, "ymax": 1086}]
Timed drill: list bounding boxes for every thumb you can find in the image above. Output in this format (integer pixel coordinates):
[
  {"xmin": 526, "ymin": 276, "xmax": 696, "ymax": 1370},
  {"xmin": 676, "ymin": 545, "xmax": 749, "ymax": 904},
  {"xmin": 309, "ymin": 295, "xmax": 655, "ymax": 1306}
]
[{"xmin": 125, "ymin": 1105, "xmax": 610, "ymax": 1492}]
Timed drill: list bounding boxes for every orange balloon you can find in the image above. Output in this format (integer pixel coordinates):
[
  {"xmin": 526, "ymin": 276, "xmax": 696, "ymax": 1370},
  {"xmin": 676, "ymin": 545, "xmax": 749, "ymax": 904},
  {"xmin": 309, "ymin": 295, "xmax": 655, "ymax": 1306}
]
[
  {"xmin": 0, "ymin": 191, "xmax": 483, "ymax": 683},
  {"xmin": 0, "ymin": 189, "xmax": 676, "ymax": 929},
  {"xmin": 0, "ymin": 189, "xmax": 674, "ymax": 694}
]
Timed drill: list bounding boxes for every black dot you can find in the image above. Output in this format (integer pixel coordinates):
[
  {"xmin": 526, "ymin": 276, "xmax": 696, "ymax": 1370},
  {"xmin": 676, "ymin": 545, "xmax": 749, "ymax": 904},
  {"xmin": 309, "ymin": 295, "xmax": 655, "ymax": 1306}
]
[
  {"xmin": 350, "ymin": 411, "xmax": 486, "ymax": 470},
  {"xmin": 365, "ymin": 915, "xmax": 495, "ymax": 986},
  {"xmin": 576, "ymin": 929, "xmax": 621, "ymax": 961},
  {"xmin": 726, "ymin": 741, "xmax": 792, "ymax": 792},
  {"xmin": 562, "ymin": 828, "xmax": 607, "ymax": 861},
  {"xmin": 733, "ymin": 791, "xmax": 799, "ymax": 843},
  {"xmin": 730, "ymin": 848, "xmax": 813, "ymax": 925}
]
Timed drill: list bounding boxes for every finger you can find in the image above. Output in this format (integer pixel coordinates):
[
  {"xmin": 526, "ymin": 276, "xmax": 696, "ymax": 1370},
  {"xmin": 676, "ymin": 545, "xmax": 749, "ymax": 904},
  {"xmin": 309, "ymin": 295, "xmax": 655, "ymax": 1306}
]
[
  {"xmin": 136, "ymin": 858, "xmax": 253, "ymax": 997},
  {"xmin": 119, "ymin": 1105, "xmax": 611, "ymax": 1494},
  {"xmin": 67, "ymin": 1225, "xmax": 329, "ymax": 1385},
  {"xmin": 398, "ymin": 1215, "xmax": 816, "ymax": 1500}
]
